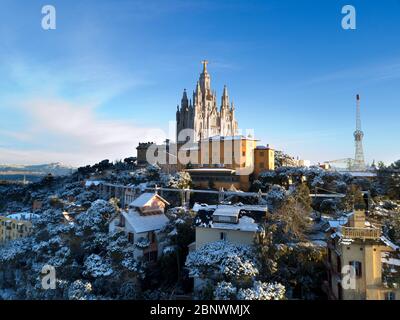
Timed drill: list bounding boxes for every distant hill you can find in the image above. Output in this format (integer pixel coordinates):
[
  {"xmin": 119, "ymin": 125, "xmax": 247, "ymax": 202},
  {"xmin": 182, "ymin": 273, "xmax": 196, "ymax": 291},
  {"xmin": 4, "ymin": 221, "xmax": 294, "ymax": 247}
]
[{"xmin": 0, "ymin": 163, "xmax": 75, "ymax": 182}]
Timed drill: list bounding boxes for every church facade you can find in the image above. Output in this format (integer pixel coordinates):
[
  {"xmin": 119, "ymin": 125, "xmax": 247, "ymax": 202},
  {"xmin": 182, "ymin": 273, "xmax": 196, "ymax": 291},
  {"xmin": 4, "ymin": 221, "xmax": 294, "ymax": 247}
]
[{"xmin": 176, "ymin": 61, "xmax": 238, "ymax": 143}]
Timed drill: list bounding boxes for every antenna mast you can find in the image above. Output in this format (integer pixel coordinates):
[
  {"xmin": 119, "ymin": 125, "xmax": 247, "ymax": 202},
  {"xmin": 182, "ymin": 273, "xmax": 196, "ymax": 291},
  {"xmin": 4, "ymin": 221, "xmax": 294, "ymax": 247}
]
[{"xmin": 353, "ymin": 94, "xmax": 366, "ymax": 171}]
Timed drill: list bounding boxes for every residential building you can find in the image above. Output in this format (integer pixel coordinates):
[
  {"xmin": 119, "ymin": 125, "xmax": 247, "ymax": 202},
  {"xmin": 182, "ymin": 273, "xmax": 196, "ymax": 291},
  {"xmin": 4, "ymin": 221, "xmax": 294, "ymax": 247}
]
[
  {"xmin": 0, "ymin": 213, "xmax": 38, "ymax": 244},
  {"xmin": 109, "ymin": 193, "xmax": 170, "ymax": 262},
  {"xmin": 325, "ymin": 209, "xmax": 400, "ymax": 300},
  {"xmin": 189, "ymin": 204, "xmax": 267, "ymax": 290},
  {"xmin": 191, "ymin": 204, "xmax": 267, "ymax": 251}
]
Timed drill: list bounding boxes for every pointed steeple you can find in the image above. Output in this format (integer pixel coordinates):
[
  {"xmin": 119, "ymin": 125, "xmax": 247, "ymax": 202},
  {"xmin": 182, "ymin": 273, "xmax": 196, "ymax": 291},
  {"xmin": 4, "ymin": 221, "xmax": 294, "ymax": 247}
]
[
  {"xmin": 201, "ymin": 60, "xmax": 208, "ymax": 74},
  {"xmin": 196, "ymin": 81, "xmax": 201, "ymax": 94},
  {"xmin": 199, "ymin": 60, "xmax": 211, "ymax": 93},
  {"xmin": 221, "ymin": 85, "xmax": 229, "ymax": 109},
  {"xmin": 223, "ymin": 85, "xmax": 228, "ymax": 98},
  {"xmin": 181, "ymin": 89, "xmax": 188, "ymax": 108}
]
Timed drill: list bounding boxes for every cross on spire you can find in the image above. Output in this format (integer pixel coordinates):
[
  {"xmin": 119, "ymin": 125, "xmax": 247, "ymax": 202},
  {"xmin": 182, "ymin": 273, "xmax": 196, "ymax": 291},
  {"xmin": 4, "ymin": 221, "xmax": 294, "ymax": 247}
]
[{"xmin": 201, "ymin": 60, "xmax": 208, "ymax": 73}]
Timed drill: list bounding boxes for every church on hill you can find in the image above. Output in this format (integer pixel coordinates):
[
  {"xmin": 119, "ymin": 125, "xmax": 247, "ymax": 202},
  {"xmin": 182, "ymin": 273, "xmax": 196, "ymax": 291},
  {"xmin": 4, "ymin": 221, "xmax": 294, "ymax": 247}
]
[{"xmin": 176, "ymin": 60, "xmax": 238, "ymax": 143}]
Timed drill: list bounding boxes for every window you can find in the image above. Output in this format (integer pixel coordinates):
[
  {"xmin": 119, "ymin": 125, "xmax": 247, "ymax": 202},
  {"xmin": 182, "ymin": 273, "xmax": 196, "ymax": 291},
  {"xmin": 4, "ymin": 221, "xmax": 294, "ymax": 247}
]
[
  {"xmin": 128, "ymin": 232, "xmax": 134, "ymax": 244},
  {"xmin": 259, "ymin": 151, "xmax": 264, "ymax": 156},
  {"xmin": 385, "ymin": 292, "xmax": 396, "ymax": 300},
  {"xmin": 220, "ymin": 232, "xmax": 227, "ymax": 241},
  {"xmin": 259, "ymin": 162, "xmax": 264, "ymax": 168},
  {"xmin": 242, "ymin": 151, "xmax": 245, "ymax": 156},
  {"xmin": 144, "ymin": 251, "xmax": 158, "ymax": 262},
  {"xmin": 349, "ymin": 261, "xmax": 362, "ymax": 278}
]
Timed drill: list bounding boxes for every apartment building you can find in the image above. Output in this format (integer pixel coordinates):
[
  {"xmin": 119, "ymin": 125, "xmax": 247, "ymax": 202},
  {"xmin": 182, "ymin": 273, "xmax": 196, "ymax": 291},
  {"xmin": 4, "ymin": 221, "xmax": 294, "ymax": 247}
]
[{"xmin": 0, "ymin": 213, "xmax": 38, "ymax": 244}]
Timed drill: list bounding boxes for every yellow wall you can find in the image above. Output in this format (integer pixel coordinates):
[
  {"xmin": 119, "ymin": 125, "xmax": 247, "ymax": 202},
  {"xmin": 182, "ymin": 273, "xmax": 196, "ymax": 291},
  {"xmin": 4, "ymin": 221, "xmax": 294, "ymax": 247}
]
[
  {"xmin": 0, "ymin": 216, "xmax": 33, "ymax": 244},
  {"xmin": 328, "ymin": 238, "xmax": 400, "ymax": 300},
  {"xmin": 254, "ymin": 148, "xmax": 275, "ymax": 177}
]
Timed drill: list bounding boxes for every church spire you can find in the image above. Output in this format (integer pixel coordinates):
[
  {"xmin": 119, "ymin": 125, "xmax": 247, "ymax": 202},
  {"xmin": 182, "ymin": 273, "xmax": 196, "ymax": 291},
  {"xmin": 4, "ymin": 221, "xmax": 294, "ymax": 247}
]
[
  {"xmin": 181, "ymin": 89, "xmax": 188, "ymax": 108},
  {"xmin": 199, "ymin": 60, "xmax": 211, "ymax": 93},
  {"xmin": 221, "ymin": 85, "xmax": 229, "ymax": 109},
  {"xmin": 201, "ymin": 60, "xmax": 208, "ymax": 73}
]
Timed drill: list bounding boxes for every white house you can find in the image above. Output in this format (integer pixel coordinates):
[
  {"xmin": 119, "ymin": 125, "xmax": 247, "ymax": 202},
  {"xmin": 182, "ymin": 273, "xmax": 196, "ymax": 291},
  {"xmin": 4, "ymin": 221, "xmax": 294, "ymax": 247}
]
[
  {"xmin": 191, "ymin": 204, "xmax": 267, "ymax": 251},
  {"xmin": 109, "ymin": 193, "xmax": 170, "ymax": 262},
  {"xmin": 189, "ymin": 204, "xmax": 267, "ymax": 291}
]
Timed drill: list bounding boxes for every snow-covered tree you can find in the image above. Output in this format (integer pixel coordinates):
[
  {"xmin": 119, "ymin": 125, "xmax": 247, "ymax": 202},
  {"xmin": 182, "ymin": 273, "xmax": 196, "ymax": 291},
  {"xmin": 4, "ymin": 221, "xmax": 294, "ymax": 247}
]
[
  {"xmin": 185, "ymin": 241, "xmax": 258, "ymax": 281},
  {"xmin": 237, "ymin": 281, "xmax": 285, "ymax": 300},
  {"xmin": 83, "ymin": 254, "xmax": 113, "ymax": 278}
]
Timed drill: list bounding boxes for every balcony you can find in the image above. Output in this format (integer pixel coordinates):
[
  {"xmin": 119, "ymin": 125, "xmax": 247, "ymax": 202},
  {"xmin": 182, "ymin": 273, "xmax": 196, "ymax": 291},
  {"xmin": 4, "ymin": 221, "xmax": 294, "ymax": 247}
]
[{"xmin": 342, "ymin": 226, "xmax": 381, "ymax": 240}]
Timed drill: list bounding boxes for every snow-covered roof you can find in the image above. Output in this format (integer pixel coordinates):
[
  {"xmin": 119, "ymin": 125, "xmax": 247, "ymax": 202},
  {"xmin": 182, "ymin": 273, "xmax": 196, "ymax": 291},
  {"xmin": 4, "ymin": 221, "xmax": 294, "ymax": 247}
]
[
  {"xmin": 213, "ymin": 206, "xmax": 241, "ymax": 217},
  {"xmin": 213, "ymin": 216, "xmax": 259, "ymax": 232},
  {"xmin": 380, "ymin": 236, "xmax": 400, "ymax": 251},
  {"xmin": 381, "ymin": 255, "xmax": 400, "ymax": 266},
  {"xmin": 202, "ymin": 135, "xmax": 259, "ymax": 142},
  {"xmin": 345, "ymin": 171, "xmax": 377, "ymax": 177},
  {"xmin": 85, "ymin": 180, "xmax": 103, "ymax": 187},
  {"xmin": 5, "ymin": 212, "xmax": 39, "ymax": 221},
  {"xmin": 192, "ymin": 203, "xmax": 217, "ymax": 212},
  {"xmin": 327, "ymin": 219, "xmax": 348, "ymax": 229},
  {"xmin": 122, "ymin": 210, "xmax": 169, "ymax": 233},
  {"xmin": 179, "ymin": 145, "xmax": 200, "ymax": 151},
  {"xmin": 129, "ymin": 193, "xmax": 169, "ymax": 208},
  {"xmin": 192, "ymin": 202, "xmax": 268, "ymax": 213},
  {"xmin": 186, "ymin": 168, "xmax": 236, "ymax": 173},
  {"xmin": 256, "ymin": 145, "xmax": 273, "ymax": 150}
]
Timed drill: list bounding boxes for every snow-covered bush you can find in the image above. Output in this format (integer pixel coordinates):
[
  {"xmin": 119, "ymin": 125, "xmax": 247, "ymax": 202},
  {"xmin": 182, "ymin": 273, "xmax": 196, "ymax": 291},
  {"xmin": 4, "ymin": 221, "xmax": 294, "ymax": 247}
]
[
  {"xmin": 185, "ymin": 241, "xmax": 258, "ymax": 281},
  {"xmin": 213, "ymin": 281, "xmax": 237, "ymax": 300},
  {"xmin": 76, "ymin": 199, "xmax": 115, "ymax": 233},
  {"xmin": 135, "ymin": 237, "xmax": 150, "ymax": 249},
  {"xmin": 237, "ymin": 281, "xmax": 285, "ymax": 300},
  {"xmin": 67, "ymin": 280, "xmax": 94, "ymax": 300},
  {"xmin": 83, "ymin": 254, "xmax": 113, "ymax": 278}
]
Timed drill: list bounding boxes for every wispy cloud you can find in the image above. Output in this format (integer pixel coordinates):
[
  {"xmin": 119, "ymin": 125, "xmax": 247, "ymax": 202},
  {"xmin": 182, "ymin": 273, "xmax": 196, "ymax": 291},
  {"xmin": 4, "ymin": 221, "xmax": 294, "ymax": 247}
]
[
  {"xmin": 0, "ymin": 98, "xmax": 165, "ymax": 166},
  {"xmin": 302, "ymin": 60, "xmax": 400, "ymax": 87},
  {"xmin": 0, "ymin": 53, "xmax": 164, "ymax": 166}
]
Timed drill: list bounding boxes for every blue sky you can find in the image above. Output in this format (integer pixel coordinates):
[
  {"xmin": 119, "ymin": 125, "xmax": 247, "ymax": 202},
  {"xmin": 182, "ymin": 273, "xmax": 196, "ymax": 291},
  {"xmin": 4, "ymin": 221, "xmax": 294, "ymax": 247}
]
[{"xmin": 0, "ymin": 0, "xmax": 399, "ymax": 166}]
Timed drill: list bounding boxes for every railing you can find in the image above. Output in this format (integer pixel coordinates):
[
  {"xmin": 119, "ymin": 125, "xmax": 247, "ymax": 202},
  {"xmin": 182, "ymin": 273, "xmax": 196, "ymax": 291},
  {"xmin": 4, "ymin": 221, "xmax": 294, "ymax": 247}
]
[{"xmin": 342, "ymin": 227, "xmax": 381, "ymax": 240}]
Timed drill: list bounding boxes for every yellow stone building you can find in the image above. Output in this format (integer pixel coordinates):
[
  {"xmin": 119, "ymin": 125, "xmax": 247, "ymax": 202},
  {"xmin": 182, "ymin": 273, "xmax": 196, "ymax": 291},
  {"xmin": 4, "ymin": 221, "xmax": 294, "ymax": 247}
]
[
  {"xmin": 0, "ymin": 213, "xmax": 36, "ymax": 244},
  {"xmin": 326, "ymin": 210, "xmax": 400, "ymax": 300},
  {"xmin": 181, "ymin": 136, "xmax": 275, "ymax": 191}
]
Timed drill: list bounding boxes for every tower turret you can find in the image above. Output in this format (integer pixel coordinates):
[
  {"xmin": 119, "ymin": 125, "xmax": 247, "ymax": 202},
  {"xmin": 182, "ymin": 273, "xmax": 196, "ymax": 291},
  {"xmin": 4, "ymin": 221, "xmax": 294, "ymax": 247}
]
[
  {"xmin": 181, "ymin": 89, "xmax": 188, "ymax": 108},
  {"xmin": 221, "ymin": 85, "xmax": 229, "ymax": 110},
  {"xmin": 199, "ymin": 60, "xmax": 211, "ymax": 94}
]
